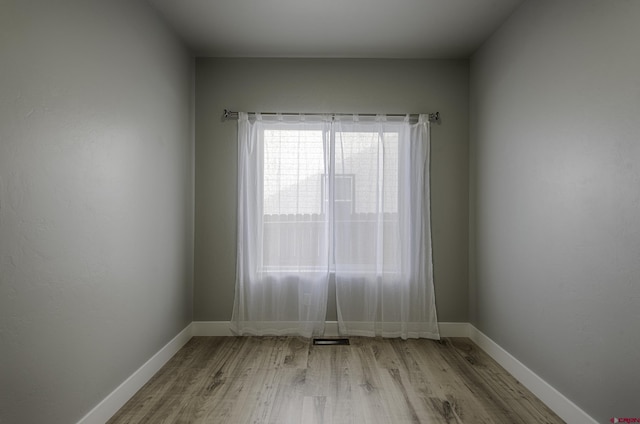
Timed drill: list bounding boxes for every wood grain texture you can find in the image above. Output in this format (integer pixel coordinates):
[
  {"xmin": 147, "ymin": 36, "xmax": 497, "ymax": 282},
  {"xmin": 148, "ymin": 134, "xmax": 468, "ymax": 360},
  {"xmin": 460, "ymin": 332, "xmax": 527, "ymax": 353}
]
[{"xmin": 108, "ymin": 337, "xmax": 564, "ymax": 424}]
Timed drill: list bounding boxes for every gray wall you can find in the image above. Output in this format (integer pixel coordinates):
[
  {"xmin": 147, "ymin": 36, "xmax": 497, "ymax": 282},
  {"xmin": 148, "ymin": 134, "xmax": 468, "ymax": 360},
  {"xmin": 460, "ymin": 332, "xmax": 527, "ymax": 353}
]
[
  {"xmin": 470, "ymin": 1, "xmax": 640, "ymax": 421},
  {"xmin": 0, "ymin": 1, "xmax": 194, "ymax": 423},
  {"xmin": 195, "ymin": 58, "xmax": 469, "ymax": 323}
]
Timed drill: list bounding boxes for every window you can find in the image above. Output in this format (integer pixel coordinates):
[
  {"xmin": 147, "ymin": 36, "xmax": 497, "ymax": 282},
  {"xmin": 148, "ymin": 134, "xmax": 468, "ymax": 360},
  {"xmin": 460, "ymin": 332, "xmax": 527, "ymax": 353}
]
[{"xmin": 260, "ymin": 127, "xmax": 400, "ymax": 272}]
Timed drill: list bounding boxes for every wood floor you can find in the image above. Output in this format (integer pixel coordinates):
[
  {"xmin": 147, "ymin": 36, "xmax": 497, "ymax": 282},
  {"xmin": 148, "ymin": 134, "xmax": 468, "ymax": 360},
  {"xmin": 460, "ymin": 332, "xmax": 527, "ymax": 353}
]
[{"xmin": 108, "ymin": 336, "xmax": 564, "ymax": 424}]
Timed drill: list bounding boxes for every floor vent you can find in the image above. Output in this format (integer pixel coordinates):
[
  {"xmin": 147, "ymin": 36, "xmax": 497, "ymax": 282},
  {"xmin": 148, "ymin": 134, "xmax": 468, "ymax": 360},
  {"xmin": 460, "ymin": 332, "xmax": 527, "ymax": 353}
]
[{"xmin": 313, "ymin": 338, "xmax": 350, "ymax": 346}]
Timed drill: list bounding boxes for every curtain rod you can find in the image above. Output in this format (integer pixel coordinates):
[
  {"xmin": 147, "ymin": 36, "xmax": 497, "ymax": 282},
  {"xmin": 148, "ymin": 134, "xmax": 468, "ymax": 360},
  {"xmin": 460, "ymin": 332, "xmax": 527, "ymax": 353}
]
[{"xmin": 222, "ymin": 109, "xmax": 440, "ymax": 123}]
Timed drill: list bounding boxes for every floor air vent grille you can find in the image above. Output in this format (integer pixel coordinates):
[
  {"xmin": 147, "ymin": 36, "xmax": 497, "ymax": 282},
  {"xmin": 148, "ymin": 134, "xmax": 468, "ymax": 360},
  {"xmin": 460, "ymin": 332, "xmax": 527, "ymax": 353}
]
[{"xmin": 313, "ymin": 338, "xmax": 350, "ymax": 346}]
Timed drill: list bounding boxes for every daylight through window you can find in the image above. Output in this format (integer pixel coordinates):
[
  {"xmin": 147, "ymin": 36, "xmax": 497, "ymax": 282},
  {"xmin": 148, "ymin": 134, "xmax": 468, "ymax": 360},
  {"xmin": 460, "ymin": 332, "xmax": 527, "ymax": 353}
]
[{"xmin": 262, "ymin": 127, "xmax": 400, "ymax": 272}]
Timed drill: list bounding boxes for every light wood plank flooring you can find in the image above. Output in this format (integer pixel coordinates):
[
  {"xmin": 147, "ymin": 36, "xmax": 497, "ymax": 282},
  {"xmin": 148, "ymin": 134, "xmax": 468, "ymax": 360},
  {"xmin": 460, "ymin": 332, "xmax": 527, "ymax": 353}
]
[{"xmin": 108, "ymin": 336, "xmax": 564, "ymax": 423}]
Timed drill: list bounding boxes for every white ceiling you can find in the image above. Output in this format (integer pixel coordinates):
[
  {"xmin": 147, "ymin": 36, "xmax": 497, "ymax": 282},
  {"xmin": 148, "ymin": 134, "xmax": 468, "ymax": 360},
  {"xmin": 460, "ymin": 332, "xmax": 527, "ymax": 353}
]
[{"xmin": 147, "ymin": 0, "xmax": 524, "ymax": 58}]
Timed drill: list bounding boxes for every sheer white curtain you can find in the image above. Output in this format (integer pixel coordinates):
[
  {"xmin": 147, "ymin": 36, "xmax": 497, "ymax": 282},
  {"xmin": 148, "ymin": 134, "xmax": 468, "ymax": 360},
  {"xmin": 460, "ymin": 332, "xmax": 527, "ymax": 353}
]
[
  {"xmin": 231, "ymin": 112, "xmax": 439, "ymax": 340},
  {"xmin": 230, "ymin": 113, "xmax": 331, "ymax": 337},
  {"xmin": 333, "ymin": 115, "xmax": 439, "ymax": 339}
]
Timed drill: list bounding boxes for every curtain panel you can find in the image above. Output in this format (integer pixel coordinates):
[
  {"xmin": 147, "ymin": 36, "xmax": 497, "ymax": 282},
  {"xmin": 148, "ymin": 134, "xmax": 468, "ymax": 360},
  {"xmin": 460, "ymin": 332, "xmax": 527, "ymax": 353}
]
[{"xmin": 230, "ymin": 112, "xmax": 439, "ymax": 340}]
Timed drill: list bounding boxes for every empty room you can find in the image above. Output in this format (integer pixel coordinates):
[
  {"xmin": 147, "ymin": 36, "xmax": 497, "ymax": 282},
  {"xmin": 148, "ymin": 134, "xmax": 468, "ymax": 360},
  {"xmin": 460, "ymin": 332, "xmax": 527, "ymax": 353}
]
[{"xmin": 1, "ymin": 0, "xmax": 638, "ymax": 423}]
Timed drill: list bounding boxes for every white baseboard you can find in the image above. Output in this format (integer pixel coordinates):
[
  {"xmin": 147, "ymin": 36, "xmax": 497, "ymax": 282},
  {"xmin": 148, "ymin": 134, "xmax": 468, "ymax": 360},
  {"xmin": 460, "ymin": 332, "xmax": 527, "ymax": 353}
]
[
  {"xmin": 468, "ymin": 325, "xmax": 597, "ymax": 424},
  {"xmin": 323, "ymin": 320, "xmax": 340, "ymax": 336},
  {"xmin": 191, "ymin": 320, "xmax": 469, "ymax": 338},
  {"xmin": 76, "ymin": 323, "xmax": 193, "ymax": 424}
]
